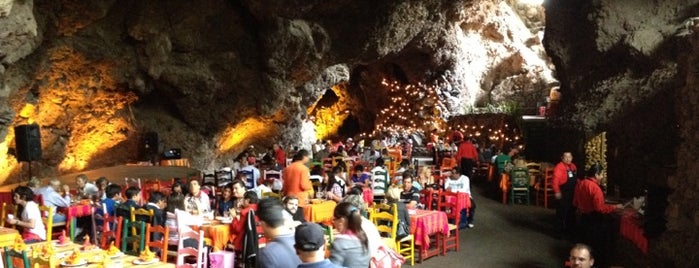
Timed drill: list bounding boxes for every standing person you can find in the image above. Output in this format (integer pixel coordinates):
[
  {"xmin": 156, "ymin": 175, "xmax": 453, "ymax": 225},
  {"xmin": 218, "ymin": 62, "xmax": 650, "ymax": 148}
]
[
  {"xmin": 569, "ymin": 244, "xmax": 595, "ymax": 268},
  {"xmin": 455, "ymin": 137, "xmax": 478, "ymax": 179},
  {"xmin": 36, "ymin": 178, "xmax": 71, "ymax": 223},
  {"xmin": 553, "ymin": 151, "xmax": 578, "ymax": 237},
  {"xmin": 445, "ymin": 168, "xmax": 476, "ymax": 229},
  {"xmin": 257, "ymin": 198, "xmax": 301, "ymax": 268},
  {"xmin": 295, "ymin": 222, "xmax": 343, "ymax": 268},
  {"xmin": 274, "ymin": 144, "xmax": 287, "ymax": 169},
  {"xmin": 282, "ymin": 150, "xmax": 313, "ymax": 206},
  {"xmin": 76, "ymin": 174, "xmax": 99, "ymax": 199},
  {"xmin": 573, "ymin": 164, "xmax": 623, "ymax": 267},
  {"xmin": 7, "ymin": 186, "xmax": 46, "ymax": 242},
  {"xmin": 329, "ymin": 203, "xmax": 371, "ymax": 268}
]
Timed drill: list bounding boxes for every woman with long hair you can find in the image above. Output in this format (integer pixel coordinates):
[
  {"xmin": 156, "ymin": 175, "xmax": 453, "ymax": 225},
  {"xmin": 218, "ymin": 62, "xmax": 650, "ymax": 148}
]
[
  {"xmin": 323, "ymin": 167, "xmax": 345, "ymax": 202},
  {"xmin": 330, "ymin": 202, "xmax": 371, "ymax": 268}
]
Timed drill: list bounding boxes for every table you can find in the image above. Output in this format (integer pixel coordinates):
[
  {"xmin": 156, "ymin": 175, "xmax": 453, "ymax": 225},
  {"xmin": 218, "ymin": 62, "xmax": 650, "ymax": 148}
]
[
  {"xmin": 445, "ymin": 192, "xmax": 471, "ymax": 216},
  {"xmin": 196, "ymin": 221, "xmax": 230, "ymax": 252},
  {"xmin": 409, "ymin": 209, "xmax": 448, "ymax": 262},
  {"xmin": 362, "ymin": 187, "xmax": 373, "ymax": 206},
  {"xmin": 65, "ymin": 203, "xmax": 93, "ymax": 240},
  {"xmin": 12, "ymin": 241, "xmax": 174, "ymax": 268},
  {"xmin": 0, "ymin": 227, "xmax": 18, "ymax": 248},
  {"xmin": 302, "ymin": 200, "xmax": 337, "ymax": 224},
  {"xmin": 620, "ymin": 209, "xmax": 648, "ymax": 254}
]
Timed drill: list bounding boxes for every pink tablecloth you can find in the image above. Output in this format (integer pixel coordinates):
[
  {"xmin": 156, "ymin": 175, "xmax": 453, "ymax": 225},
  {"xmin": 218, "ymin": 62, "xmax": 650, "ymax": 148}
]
[
  {"xmin": 445, "ymin": 192, "xmax": 471, "ymax": 215},
  {"xmin": 409, "ymin": 210, "xmax": 448, "ymax": 249},
  {"xmin": 362, "ymin": 187, "xmax": 373, "ymax": 206},
  {"xmin": 620, "ymin": 209, "xmax": 648, "ymax": 254}
]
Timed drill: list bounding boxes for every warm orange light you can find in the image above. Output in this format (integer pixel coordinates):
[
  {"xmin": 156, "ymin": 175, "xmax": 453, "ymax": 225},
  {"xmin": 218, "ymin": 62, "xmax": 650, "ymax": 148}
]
[
  {"xmin": 18, "ymin": 104, "xmax": 36, "ymax": 124},
  {"xmin": 218, "ymin": 118, "xmax": 270, "ymax": 153},
  {"xmin": 309, "ymin": 84, "xmax": 350, "ymax": 140}
]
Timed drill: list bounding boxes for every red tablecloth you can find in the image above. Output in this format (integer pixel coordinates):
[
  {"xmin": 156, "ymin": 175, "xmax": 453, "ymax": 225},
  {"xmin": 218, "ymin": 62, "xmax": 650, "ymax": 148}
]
[
  {"xmin": 362, "ymin": 187, "xmax": 373, "ymax": 206},
  {"xmin": 445, "ymin": 192, "xmax": 471, "ymax": 216},
  {"xmin": 409, "ymin": 209, "xmax": 448, "ymax": 249},
  {"xmin": 620, "ymin": 209, "xmax": 648, "ymax": 254},
  {"xmin": 64, "ymin": 203, "xmax": 92, "ymax": 239}
]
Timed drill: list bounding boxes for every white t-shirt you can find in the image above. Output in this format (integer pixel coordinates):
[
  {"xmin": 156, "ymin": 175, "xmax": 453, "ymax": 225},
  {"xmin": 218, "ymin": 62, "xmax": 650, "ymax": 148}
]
[
  {"xmin": 83, "ymin": 182, "xmax": 99, "ymax": 197},
  {"xmin": 22, "ymin": 201, "xmax": 46, "ymax": 240},
  {"xmin": 444, "ymin": 175, "xmax": 472, "ymax": 198}
]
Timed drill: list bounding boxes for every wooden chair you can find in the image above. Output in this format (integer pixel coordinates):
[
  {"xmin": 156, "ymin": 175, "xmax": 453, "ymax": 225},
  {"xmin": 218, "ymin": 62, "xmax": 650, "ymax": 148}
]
[
  {"xmin": 535, "ymin": 167, "xmax": 555, "ymax": 208},
  {"xmin": 437, "ymin": 191, "xmax": 460, "ymax": 255},
  {"xmin": 371, "ymin": 203, "xmax": 415, "ymax": 265},
  {"xmin": 510, "ymin": 167, "xmax": 531, "ymax": 205},
  {"xmin": 419, "ymin": 189, "xmax": 440, "ymax": 210},
  {"xmin": 101, "ymin": 215, "xmax": 123, "ymax": 250},
  {"xmin": 176, "ymin": 229, "xmax": 206, "ymax": 268},
  {"xmin": 39, "ymin": 205, "xmax": 64, "ymax": 241},
  {"xmin": 263, "ymin": 170, "xmax": 283, "ymax": 191},
  {"xmin": 1, "ymin": 202, "xmax": 17, "ymax": 228},
  {"xmin": 4, "ymin": 246, "xmax": 30, "ymax": 268},
  {"xmin": 131, "ymin": 207, "xmax": 154, "ymax": 229},
  {"xmin": 91, "ymin": 203, "xmax": 106, "ymax": 246},
  {"xmin": 145, "ymin": 223, "xmax": 170, "ymax": 262},
  {"xmin": 371, "ymin": 170, "xmax": 389, "ymax": 203},
  {"xmin": 121, "ymin": 219, "xmax": 146, "ymax": 255}
]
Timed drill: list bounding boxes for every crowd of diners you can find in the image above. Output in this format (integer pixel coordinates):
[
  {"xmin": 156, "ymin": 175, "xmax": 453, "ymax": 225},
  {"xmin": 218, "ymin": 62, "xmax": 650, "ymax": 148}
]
[{"xmin": 6, "ymin": 129, "xmax": 623, "ymax": 267}]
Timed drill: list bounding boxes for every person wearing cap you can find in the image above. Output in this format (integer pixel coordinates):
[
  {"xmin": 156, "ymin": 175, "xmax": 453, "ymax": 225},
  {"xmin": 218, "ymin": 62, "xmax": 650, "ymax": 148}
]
[{"xmin": 295, "ymin": 222, "xmax": 342, "ymax": 268}]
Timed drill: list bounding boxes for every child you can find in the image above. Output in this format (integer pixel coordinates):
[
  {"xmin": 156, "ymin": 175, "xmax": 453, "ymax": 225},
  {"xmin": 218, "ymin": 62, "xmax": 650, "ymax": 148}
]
[
  {"xmin": 228, "ymin": 191, "xmax": 259, "ymax": 251},
  {"xmin": 117, "ymin": 186, "xmax": 141, "ymax": 218}
]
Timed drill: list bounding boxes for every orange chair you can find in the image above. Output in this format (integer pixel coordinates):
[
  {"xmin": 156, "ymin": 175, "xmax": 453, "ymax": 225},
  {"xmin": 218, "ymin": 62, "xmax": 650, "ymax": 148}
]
[
  {"xmin": 101, "ymin": 215, "xmax": 123, "ymax": 250},
  {"xmin": 437, "ymin": 191, "xmax": 460, "ymax": 255},
  {"xmin": 145, "ymin": 224, "xmax": 170, "ymax": 262},
  {"xmin": 500, "ymin": 173, "xmax": 510, "ymax": 204},
  {"xmin": 535, "ymin": 168, "xmax": 555, "ymax": 208}
]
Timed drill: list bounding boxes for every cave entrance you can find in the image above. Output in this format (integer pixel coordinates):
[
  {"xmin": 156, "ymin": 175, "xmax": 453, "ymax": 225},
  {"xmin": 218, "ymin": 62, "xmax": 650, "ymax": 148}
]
[{"xmin": 307, "ymin": 83, "xmax": 356, "ymax": 141}]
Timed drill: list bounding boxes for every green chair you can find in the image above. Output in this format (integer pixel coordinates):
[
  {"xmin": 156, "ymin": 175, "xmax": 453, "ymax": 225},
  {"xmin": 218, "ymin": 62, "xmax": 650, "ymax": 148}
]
[
  {"xmin": 121, "ymin": 219, "xmax": 146, "ymax": 255},
  {"xmin": 322, "ymin": 225, "xmax": 334, "ymax": 244},
  {"xmin": 4, "ymin": 246, "xmax": 30, "ymax": 268},
  {"xmin": 509, "ymin": 167, "xmax": 531, "ymax": 205}
]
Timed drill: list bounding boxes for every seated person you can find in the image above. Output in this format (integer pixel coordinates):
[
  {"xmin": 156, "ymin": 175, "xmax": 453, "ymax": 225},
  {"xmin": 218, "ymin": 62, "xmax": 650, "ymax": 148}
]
[
  {"xmin": 144, "ymin": 191, "xmax": 167, "ymax": 227},
  {"xmin": 385, "ymin": 186, "xmax": 411, "ymax": 236},
  {"xmin": 282, "ymin": 195, "xmax": 306, "ymax": 223},
  {"xmin": 95, "ymin": 177, "xmax": 110, "ymax": 201},
  {"xmin": 165, "ymin": 193, "xmax": 185, "ymax": 244},
  {"xmin": 76, "ymin": 174, "xmax": 99, "ymax": 200},
  {"xmin": 217, "ymin": 183, "xmax": 235, "ymax": 216},
  {"xmin": 116, "ymin": 186, "xmax": 141, "ymax": 219},
  {"xmin": 7, "ymin": 186, "xmax": 46, "ymax": 242},
  {"xmin": 36, "ymin": 178, "xmax": 71, "ymax": 223},
  {"xmin": 229, "ymin": 191, "xmax": 259, "ymax": 251},
  {"xmin": 97, "ymin": 184, "xmax": 123, "ymax": 226},
  {"xmin": 184, "ymin": 179, "xmax": 210, "ymax": 215},
  {"xmin": 322, "ymin": 167, "xmax": 345, "ymax": 203},
  {"xmin": 295, "ymin": 222, "xmax": 343, "ymax": 268},
  {"xmin": 350, "ymin": 165, "xmax": 371, "ymax": 188},
  {"xmin": 399, "ymin": 175, "xmax": 420, "ymax": 209},
  {"xmin": 445, "ymin": 168, "xmax": 475, "ymax": 229}
]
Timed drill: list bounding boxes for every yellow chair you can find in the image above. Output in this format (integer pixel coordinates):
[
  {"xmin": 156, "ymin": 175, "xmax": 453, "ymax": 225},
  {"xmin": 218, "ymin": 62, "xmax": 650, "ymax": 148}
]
[
  {"xmin": 1, "ymin": 203, "xmax": 17, "ymax": 228},
  {"xmin": 371, "ymin": 203, "xmax": 415, "ymax": 265},
  {"xmin": 129, "ymin": 207, "xmax": 153, "ymax": 250},
  {"xmin": 39, "ymin": 205, "xmax": 62, "ymax": 242}
]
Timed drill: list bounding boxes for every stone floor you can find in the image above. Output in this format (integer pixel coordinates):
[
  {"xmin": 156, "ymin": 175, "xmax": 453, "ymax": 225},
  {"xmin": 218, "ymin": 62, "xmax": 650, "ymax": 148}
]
[{"xmin": 409, "ymin": 180, "xmax": 647, "ymax": 268}]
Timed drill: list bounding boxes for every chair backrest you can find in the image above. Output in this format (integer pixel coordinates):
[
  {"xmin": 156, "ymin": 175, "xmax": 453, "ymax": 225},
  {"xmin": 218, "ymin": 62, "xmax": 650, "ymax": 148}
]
[
  {"xmin": 239, "ymin": 170, "xmax": 255, "ymax": 189},
  {"xmin": 38, "ymin": 205, "xmax": 53, "ymax": 241},
  {"xmin": 1, "ymin": 202, "xmax": 17, "ymax": 228},
  {"xmin": 132, "ymin": 208, "xmax": 154, "ymax": 226},
  {"xmin": 263, "ymin": 170, "xmax": 283, "ymax": 191},
  {"xmin": 101, "ymin": 215, "xmax": 123, "ymax": 249},
  {"xmin": 332, "ymin": 156, "xmax": 344, "ymax": 167},
  {"xmin": 177, "ymin": 229, "xmax": 205, "ymax": 268},
  {"xmin": 372, "ymin": 203, "xmax": 398, "ymax": 240},
  {"xmin": 146, "ymin": 223, "xmax": 170, "ymax": 262},
  {"xmin": 33, "ymin": 194, "xmax": 44, "ymax": 206},
  {"xmin": 437, "ymin": 191, "xmax": 459, "ymax": 224},
  {"xmin": 419, "ymin": 189, "xmax": 439, "ymax": 210},
  {"xmin": 121, "ymin": 219, "xmax": 146, "ymax": 254},
  {"xmin": 510, "ymin": 168, "xmax": 530, "ymax": 188},
  {"xmin": 4, "ymin": 246, "xmax": 30, "ymax": 268},
  {"xmin": 372, "ymin": 170, "xmax": 389, "ymax": 195},
  {"xmin": 215, "ymin": 169, "xmax": 234, "ymax": 187}
]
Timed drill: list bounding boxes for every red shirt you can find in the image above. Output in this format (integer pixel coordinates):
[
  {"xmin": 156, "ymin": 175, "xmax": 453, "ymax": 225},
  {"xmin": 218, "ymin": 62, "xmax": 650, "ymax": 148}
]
[
  {"xmin": 573, "ymin": 178, "xmax": 616, "ymax": 214},
  {"xmin": 275, "ymin": 148, "xmax": 286, "ymax": 167},
  {"xmin": 455, "ymin": 141, "xmax": 478, "ymax": 161},
  {"xmin": 552, "ymin": 162, "xmax": 577, "ymax": 194},
  {"xmin": 230, "ymin": 204, "xmax": 258, "ymax": 250}
]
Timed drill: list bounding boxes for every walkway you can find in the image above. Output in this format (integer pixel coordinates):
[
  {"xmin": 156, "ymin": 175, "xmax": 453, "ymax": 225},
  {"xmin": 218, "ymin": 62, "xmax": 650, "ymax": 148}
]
[{"xmin": 414, "ymin": 181, "xmax": 645, "ymax": 267}]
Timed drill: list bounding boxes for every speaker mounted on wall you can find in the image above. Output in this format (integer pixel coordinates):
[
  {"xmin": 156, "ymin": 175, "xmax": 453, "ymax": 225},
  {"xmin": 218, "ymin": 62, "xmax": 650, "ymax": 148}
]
[{"xmin": 14, "ymin": 124, "xmax": 42, "ymax": 162}]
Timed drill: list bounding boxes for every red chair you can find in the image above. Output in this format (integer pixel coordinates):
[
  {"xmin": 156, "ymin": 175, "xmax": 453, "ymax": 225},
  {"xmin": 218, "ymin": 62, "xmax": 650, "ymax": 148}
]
[
  {"xmin": 101, "ymin": 215, "xmax": 124, "ymax": 250},
  {"xmin": 535, "ymin": 167, "xmax": 555, "ymax": 208},
  {"xmin": 33, "ymin": 194, "xmax": 44, "ymax": 206},
  {"xmin": 437, "ymin": 191, "xmax": 459, "ymax": 255},
  {"xmin": 419, "ymin": 189, "xmax": 440, "ymax": 210}
]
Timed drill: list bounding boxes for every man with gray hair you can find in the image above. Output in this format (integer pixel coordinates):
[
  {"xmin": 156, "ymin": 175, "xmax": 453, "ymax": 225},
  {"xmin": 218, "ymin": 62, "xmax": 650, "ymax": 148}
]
[{"xmin": 36, "ymin": 178, "xmax": 71, "ymax": 223}]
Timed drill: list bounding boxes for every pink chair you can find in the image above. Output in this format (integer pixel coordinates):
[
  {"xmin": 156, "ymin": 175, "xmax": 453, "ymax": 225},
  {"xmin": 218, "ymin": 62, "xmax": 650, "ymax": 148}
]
[{"xmin": 176, "ymin": 229, "xmax": 207, "ymax": 268}]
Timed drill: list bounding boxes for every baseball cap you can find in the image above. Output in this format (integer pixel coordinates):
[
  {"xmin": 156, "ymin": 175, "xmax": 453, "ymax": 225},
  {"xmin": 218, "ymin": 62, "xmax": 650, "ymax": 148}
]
[{"xmin": 294, "ymin": 222, "xmax": 325, "ymax": 251}]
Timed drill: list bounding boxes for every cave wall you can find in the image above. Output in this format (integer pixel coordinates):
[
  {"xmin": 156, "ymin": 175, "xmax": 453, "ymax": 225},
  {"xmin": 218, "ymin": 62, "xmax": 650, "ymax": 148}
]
[{"xmin": 544, "ymin": 0, "xmax": 699, "ymax": 266}]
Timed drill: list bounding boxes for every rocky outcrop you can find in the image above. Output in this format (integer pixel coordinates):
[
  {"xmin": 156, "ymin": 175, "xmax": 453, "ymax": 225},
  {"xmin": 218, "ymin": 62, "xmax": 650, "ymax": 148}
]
[{"xmin": 544, "ymin": 0, "xmax": 699, "ymax": 266}]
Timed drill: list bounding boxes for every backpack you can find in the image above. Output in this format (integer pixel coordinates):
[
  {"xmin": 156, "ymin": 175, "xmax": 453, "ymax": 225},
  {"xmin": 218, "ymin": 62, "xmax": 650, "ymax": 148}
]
[{"xmin": 242, "ymin": 209, "xmax": 258, "ymax": 268}]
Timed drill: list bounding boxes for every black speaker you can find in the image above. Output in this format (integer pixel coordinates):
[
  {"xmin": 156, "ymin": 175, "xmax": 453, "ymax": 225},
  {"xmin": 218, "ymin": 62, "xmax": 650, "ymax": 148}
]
[{"xmin": 14, "ymin": 124, "xmax": 42, "ymax": 162}]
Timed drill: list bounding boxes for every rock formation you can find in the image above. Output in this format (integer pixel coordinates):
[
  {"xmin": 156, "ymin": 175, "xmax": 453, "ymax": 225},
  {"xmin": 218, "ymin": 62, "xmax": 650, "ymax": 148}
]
[{"xmin": 0, "ymin": 0, "xmax": 552, "ymax": 181}]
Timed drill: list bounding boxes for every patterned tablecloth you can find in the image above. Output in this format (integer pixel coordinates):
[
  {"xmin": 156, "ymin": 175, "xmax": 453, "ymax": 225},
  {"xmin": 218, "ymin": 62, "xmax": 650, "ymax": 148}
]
[
  {"xmin": 302, "ymin": 200, "xmax": 337, "ymax": 224},
  {"xmin": 620, "ymin": 209, "xmax": 648, "ymax": 254},
  {"xmin": 9, "ymin": 241, "xmax": 174, "ymax": 268},
  {"xmin": 64, "ymin": 203, "xmax": 93, "ymax": 240},
  {"xmin": 409, "ymin": 209, "xmax": 448, "ymax": 249},
  {"xmin": 445, "ymin": 192, "xmax": 471, "ymax": 216}
]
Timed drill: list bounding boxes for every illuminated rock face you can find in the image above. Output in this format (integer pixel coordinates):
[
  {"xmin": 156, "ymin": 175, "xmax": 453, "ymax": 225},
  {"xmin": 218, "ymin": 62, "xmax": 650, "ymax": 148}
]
[
  {"xmin": 0, "ymin": 0, "xmax": 552, "ymax": 182},
  {"xmin": 544, "ymin": 0, "xmax": 699, "ymax": 266}
]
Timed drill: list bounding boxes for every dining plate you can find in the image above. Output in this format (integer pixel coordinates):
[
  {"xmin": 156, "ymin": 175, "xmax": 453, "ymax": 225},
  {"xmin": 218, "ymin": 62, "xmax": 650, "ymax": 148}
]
[
  {"xmin": 109, "ymin": 252, "xmax": 125, "ymax": 258},
  {"xmin": 60, "ymin": 260, "xmax": 87, "ymax": 267},
  {"xmin": 132, "ymin": 258, "xmax": 159, "ymax": 265},
  {"xmin": 53, "ymin": 241, "xmax": 72, "ymax": 247}
]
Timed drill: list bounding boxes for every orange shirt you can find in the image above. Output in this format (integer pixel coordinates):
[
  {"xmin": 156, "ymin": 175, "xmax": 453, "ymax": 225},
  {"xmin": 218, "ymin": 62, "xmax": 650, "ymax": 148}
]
[
  {"xmin": 282, "ymin": 161, "xmax": 313, "ymax": 205},
  {"xmin": 552, "ymin": 162, "xmax": 577, "ymax": 193},
  {"xmin": 573, "ymin": 178, "xmax": 616, "ymax": 214}
]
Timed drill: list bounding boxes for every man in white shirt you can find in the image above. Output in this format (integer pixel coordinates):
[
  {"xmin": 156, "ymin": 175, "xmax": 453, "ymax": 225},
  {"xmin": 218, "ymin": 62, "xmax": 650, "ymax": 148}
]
[
  {"xmin": 76, "ymin": 174, "xmax": 99, "ymax": 199},
  {"xmin": 445, "ymin": 168, "xmax": 476, "ymax": 229},
  {"xmin": 36, "ymin": 178, "xmax": 71, "ymax": 223}
]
